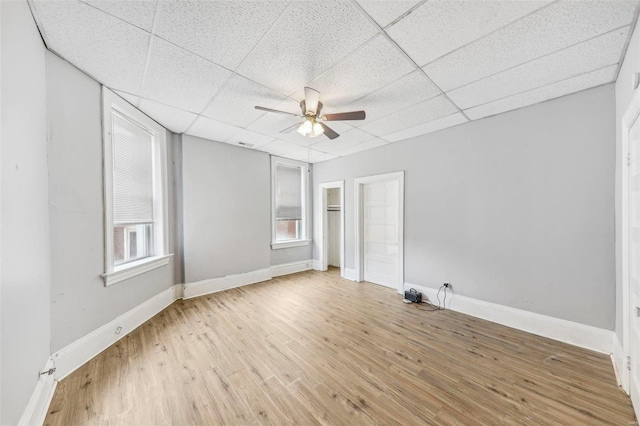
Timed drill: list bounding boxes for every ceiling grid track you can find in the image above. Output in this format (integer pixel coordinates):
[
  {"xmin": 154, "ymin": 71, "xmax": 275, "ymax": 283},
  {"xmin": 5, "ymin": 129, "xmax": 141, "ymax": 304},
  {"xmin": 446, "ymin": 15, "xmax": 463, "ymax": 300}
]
[
  {"xmin": 28, "ymin": 0, "xmax": 640, "ymax": 161},
  {"xmin": 349, "ymin": 0, "xmax": 471, "ymax": 121},
  {"xmin": 614, "ymin": 3, "xmax": 640, "ymax": 81},
  {"xmin": 382, "ymin": 0, "xmax": 428, "ymax": 31},
  {"xmin": 418, "ymin": 0, "xmax": 561, "ymax": 68},
  {"xmin": 467, "ymin": 63, "xmax": 620, "ymax": 111},
  {"xmin": 134, "ymin": 1, "xmax": 163, "ymax": 108},
  {"xmin": 188, "ymin": 0, "xmax": 302, "ymax": 139},
  {"xmin": 446, "ymin": 24, "xmax": 632, "ymax": 94}
]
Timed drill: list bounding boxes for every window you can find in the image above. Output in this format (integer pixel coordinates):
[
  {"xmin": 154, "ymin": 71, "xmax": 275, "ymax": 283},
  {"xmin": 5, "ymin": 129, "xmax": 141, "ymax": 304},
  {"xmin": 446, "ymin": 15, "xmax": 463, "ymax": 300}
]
[
  {"xmin": 101, "ymin": 88, "xmax": 171, "ymax": 285},
  {"xmin": 271, "ymin": 157, "xmax": 310, "ymax": 249}
]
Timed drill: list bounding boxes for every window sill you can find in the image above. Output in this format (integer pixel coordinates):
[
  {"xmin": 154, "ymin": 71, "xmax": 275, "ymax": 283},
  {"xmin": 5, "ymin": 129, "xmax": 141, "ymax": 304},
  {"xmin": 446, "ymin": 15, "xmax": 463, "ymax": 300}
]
[
  {"xmin": 271, "ymin": 239, "xmax": 311, "ymax": 250},
  {"xmin": 102, "ymin": 254, "xmax": 174, "ymax": 286}
]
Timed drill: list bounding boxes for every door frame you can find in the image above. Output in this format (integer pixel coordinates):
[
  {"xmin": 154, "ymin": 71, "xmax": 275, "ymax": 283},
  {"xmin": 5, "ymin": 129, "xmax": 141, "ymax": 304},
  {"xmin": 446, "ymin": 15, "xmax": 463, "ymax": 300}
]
[
  {"xmin": 622, "ymin": 88, "xmax": 640, "ymax": 401},
  {"xmin": 354, "ymin": 171, "xmax": 404, "ymax": 294},
  {"xmin": 317, "ymin": 180, "xmax": 345, "ymax": 278}
]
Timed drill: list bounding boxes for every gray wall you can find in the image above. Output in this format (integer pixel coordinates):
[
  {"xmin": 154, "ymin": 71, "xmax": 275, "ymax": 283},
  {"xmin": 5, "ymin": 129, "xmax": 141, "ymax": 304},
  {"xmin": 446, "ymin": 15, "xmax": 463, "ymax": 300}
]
[
  {"xmin": 615, "ymin": 22, "xmax": 640, "ymax": 343},
  {"xmin": 182, "ymin": 136, "xmax": 271, "ymax": 282},
  {"xmin": 182, "ymin": 135, "xmax": 312, "ymax": 284},
  {"xmin": 46, "ymin": 52, "xmax": 179, "ymax": 352},
  {"xmin": 314, "ymin": 84, "xmax": 616, "ymax": 329},
  {"xmin": 0, "ymin": 1, "xmax": 52, "ymax": 423},
  {"xmin": 270, "ymin": 246, "xmax": 312, "ymax": 265}
]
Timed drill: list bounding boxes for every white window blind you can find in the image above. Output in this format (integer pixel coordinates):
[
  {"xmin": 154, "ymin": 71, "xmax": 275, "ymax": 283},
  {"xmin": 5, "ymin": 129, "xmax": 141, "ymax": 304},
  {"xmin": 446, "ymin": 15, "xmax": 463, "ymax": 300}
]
[
  {"xmin": 275, "ymin": 164, "xmax": 302, "ymax": 220},
  {"xmin": 112, "ymin": 112, "xmax": 154, "ymax": 225}
]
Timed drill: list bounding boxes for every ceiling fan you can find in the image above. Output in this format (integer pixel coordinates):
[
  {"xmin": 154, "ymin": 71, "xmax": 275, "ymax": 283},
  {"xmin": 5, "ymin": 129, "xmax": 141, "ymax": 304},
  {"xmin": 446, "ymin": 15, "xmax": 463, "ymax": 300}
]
[{"xmin": 254, "ymin": 87, "xmax": 366, "ymax": 140}]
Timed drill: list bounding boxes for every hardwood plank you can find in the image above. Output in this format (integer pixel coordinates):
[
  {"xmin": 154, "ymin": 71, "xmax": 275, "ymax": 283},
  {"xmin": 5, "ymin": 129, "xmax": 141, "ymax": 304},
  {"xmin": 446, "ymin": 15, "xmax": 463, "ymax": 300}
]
[{"xmin": 45, "ymin": 269, "xmax": 636, "ymax": 425}]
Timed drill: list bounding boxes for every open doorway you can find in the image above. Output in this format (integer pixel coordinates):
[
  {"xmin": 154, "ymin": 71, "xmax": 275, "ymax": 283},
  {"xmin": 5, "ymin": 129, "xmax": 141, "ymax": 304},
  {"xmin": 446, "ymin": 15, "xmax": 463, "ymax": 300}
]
[{"xmin": 318, "ymin": 181, "xmax": 345, "ymax": 278}]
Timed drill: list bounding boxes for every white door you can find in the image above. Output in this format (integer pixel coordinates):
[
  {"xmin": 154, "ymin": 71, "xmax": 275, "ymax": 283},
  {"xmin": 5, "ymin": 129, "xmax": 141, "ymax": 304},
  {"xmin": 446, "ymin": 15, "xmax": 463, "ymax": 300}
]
[
  {"xmin": 629, "ymin": 111, "xmax": 640, "ymax": 411},
  {"xmin": 363, "ymin": 179, "xmax": 400, "ymax": 288}
]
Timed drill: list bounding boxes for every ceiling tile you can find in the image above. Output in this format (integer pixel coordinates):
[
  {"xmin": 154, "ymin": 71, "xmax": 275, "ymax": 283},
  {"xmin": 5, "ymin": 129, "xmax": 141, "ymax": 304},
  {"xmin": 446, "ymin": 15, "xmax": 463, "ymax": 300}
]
[
  {"xmin": 226, "ymin": 129, "xmax": 275, "ymax": 148},
  {"xmin": 464, "ymin": 65, "xmax": 617, "ymax": 120},
  {"xmin": 290, "ymin": 35, "xmax": 415, "ymax": 108},
  {"xmin": 311, "ymin": 140, "xmax": 354, "ymax": 154},
  {"xmin": 387, "ymin": 0, "xmax": 550, "ymax": 66},
  {"xmin": 201, "ymin": 74, "xmax": 287, "ymax": 128},
  {"xmin": 355, "ymin": 0, "xmax": 422, "ymax": 27},
  {"xmin": 335, "ymin": 138, "xmax": 389, "ymax": 156},
  {"xmin": 33, "ymin": 0, "xmax": 149, "ymax": 94},
  {"xmin": 309, "ymin": 152, "xmax": 339, "ymax": 164},
  {"xmin": 236, "ymin": 0, "xmax": 378, "ymax": 95},
  {"xmin": 285, "ymin": 148, "xmax": 325, "ymax": 161},
  {"xmin": 312, "ymin": 128, "xmax": 373, "ymax": 152},
  {"xmin": 114, "ymin": 90, "xmax": 139, "ymax": 106},
  {"xmin": 139, "ymin": 98, "xmax": 198, "ymax": 134},
  {"xmin": 141, "ymin": 37, "xmax": 233, "ymax": 114},
  {"xmin": 258, "ymin": 139, "xmax": 303, "ymax": 156},
  {"xmin": 384, "ymin": 112, "xmax": 468, "ymax": 142},
  {"xmin": 81, "ymin": 0, "xmax": 158, "ymax": 31},
  {"xmin": 186, "ymin": 116, "xmax": 241, "ymax": 143},
  {"xmin": 424, "ymin": 0, "xmax": 639, "ymax": 91},
  {"xmin": 246, "ymin": 99, "xmax": 304, "ymax": 137},
  {"xmin": 347, "ymin": 71, "xmax": 440, "ymax": 126},
  {"xmin": 154, "ymin": 1, "xmax": 289, "ymax": 70},
  {"xmin": 360, "ymin": 95, "xmax": 458, "ymax": 137},
  {"xmin": 447, "ymin": 28, "xmax": 629, "ymax": 109}
]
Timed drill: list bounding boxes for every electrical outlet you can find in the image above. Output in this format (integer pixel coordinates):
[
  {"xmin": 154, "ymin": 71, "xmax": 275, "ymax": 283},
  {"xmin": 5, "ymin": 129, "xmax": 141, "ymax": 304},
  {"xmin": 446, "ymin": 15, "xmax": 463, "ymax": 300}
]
[
  {"xmin": 443, "ymin": 282, "xmax": 451, "ymax": 288},
  {"xmin": 115, "ymin": 326, "xmax": 122, "ymax": 335}
]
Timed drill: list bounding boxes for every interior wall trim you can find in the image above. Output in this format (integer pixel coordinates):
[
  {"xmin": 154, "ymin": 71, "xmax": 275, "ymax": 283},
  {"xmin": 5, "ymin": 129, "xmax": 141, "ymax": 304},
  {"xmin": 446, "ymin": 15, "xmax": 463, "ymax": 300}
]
[
  {"xmin": 183, "ymin": 268, "xmax": 272, "ymax": 299},
  {"xmin": 343, "ymin": 268, "xmax": 357, "ymax": 281},
  {"xmin": 272, "ymin": 260, "xmax": 313, "ymax": 278},
  {"xmin": 18, "ymin": 358, "xmax": 57, "ymax": 426},
  {"xmin": 612, "ymin": 334, "xmax": 627, "ymax": 390},
  {"xmin": 406, "ymin": 282, "xmax": 614, "ymax": 355}
]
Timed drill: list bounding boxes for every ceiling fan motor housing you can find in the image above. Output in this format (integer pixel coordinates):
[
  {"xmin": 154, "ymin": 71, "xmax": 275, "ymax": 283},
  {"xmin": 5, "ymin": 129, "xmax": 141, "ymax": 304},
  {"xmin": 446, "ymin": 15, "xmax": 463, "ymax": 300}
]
[{"xmin": 300, "ymin": 100, "xmax": 323, "ymax": 117}]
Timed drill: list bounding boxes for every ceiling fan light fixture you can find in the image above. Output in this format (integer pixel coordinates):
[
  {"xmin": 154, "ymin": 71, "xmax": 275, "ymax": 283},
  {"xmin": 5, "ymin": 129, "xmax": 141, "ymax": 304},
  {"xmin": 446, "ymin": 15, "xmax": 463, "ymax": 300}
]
[
  {"xmin": 312, "ymin": 121, "xmax": 324, "ymax": 137},
  {"xmin": 297, "ymin": 118, "xmax": 313, "ymax": 136},
  {"xmin": 297, "ymin": 117, "xmax": 324, "ymax": 138},
  {"xmin": 256, "ymin": 87, "xmax": 365, "ymax": 140}
]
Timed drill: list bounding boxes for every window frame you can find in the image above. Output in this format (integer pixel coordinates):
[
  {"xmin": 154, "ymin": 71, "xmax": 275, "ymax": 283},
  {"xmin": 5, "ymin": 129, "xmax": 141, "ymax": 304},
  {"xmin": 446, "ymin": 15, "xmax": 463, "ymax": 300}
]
[
  {"xmin": 101, "ymin": 88, "xmax": 171, "ymax": 286},
  {"xmin": 271, "ymin": 156, "xmax": 311, "ymax": 249}
]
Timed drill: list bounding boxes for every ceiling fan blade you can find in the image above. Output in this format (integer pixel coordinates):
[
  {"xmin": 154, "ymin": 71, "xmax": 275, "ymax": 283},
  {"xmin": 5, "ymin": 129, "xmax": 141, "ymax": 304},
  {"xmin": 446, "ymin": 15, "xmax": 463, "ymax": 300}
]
[
  {"xmin": 255, "ymin": 106, "xmax": 300, "ymax": 117},
  {"xmin": 319, "ymin": 122, "xmax": 339, "ymax": 140},
  {"xmin": 324, "ymin": 111, "xmax": 366, "ymax": 121},
  {"xmin": 280, "ymin": 121, "xmax": 303, "ymax": 134},
  {"xmin": 304, "ymin": 87, "xmax": 320, "ymax": 115}
]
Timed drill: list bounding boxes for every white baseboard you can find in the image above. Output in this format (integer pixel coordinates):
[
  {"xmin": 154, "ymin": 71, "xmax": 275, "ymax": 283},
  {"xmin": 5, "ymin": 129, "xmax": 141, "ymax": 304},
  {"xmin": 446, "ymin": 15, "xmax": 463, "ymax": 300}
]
[
  {"xmin": 407, "ymin": 282, "xmax": 614, "ymax": 354},
  {"xmin": 174, "ymin": 283, "xmax": 184, "ymax": 299},
  {"xmin": 183, "ymin": 268, "xmax": 272, "ymax": 299},
  {"xmin": 612, "ymin": 334, "xmax": 628, "ymax": 391},
  {"xmin": 52, "ymin": 285, "xmax": 177, "ymax": 381},
  {"xmin": 18, "ymin": 357, "xmax": 57, "ymax": 426},
  {"xmin": 312, "ymin": 260, "xmax": 323, "ymax": 271},
  {"xmin": 343, "ymin": 268, "xmax": 357, "ymax": 281},
  {"xmin": 272, "ymin": 260, "xmax": 313, "ymax": 277}
]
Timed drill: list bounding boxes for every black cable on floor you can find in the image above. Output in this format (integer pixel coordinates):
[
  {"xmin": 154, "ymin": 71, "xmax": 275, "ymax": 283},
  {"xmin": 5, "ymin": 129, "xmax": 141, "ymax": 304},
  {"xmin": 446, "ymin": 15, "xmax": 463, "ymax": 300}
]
[{"xmin": 413, "ymin": 285, "xmax": 447, "ymax": 311}]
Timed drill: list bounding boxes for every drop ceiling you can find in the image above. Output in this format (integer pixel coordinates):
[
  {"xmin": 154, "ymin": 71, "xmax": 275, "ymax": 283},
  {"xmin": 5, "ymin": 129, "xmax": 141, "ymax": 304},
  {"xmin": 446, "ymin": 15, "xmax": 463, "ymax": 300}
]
[{"xmin": 31, "ymin": 0, "xmax": 640, "ymax": 163}]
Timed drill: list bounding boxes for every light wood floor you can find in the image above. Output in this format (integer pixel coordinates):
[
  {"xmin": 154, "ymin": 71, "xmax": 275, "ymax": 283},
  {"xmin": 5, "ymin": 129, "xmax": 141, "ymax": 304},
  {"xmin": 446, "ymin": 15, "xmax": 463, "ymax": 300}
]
[{"xmin": 45, "ymin": 269, "xmax": 636, "ymax": 425}]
